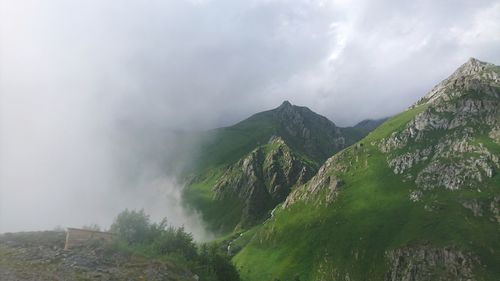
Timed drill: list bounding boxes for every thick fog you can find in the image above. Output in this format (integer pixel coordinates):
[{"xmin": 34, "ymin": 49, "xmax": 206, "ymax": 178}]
[{"xmin": 1, "ymin": 0, "xmax": 500, "ymax": 239}]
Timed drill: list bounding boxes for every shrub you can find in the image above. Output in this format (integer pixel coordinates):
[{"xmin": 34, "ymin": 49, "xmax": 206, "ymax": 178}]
[
  {"xmin": 110, "ymin": 209, "xmax": 151, "ymax": 244},
  {"xmin": 196, "ymin": 243, "xmax": 240, "ymax": 281},
  {"xmin": 152, "ymin": 224, "xmax": 197, "ymax": 260}
]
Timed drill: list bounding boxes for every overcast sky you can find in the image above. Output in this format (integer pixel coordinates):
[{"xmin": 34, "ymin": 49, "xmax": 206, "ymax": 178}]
[{"xmin": 1, "ymin": 0, "xmax": 500, "ymax": 236}]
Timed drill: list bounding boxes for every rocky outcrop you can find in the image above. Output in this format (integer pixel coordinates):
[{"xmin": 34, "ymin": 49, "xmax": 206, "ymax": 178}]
[
  {"xmin": 490, "ymin": 127, "xmax": 500, "ymax": 143},
  {"xmin": 379, "ymin": 58, "xmax": 500, "ymax": 192},
  {"xmin": 283, "ymin": 143, "xmax": 367, "ymax": 207},
  {"xmin": 460, "ymin": 199, "xmax": 484, "ymax": 217},
  {"xmin": 214, "ymin": 137, "xmax": 317, "ymax": 227},
  {"xmin": 385, "ymin": 246, "xmax": 478, "ymax": 281},
  {"xmin": 459, "ymin": 196, "xmax": 500, "ymax": 223},
  {"xmin": 490, "ymin": 195, "xmax": 500, "ymax": 223},
  {"xmin": 388, "ymin": 148, "xmax": 432, "ymax": 175},
  {"xmin": 283, "ymin": 156, "xmax": 344, "ymax": 208},
  {"xmin": 417, "ymin": 57, "xmax": 500, "ymax": 105},
  {"xmin": 415, "ymin": 155, "xmax": 497, "ymax": 191}
]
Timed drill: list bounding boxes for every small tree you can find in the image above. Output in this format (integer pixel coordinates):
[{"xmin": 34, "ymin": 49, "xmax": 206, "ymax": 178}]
[
  {"xmin": 152, "ymin": 225, "xmax": 197, "ymax": 260},
  {"xmin": 110, "ymin": 209, "xmax": 150, "ymax": 244}
]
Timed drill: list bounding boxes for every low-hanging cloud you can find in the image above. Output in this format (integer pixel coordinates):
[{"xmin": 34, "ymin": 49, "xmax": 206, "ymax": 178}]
[{"xmin": 1, "ymin": 0, "xmax": 500, "ymax": 237}]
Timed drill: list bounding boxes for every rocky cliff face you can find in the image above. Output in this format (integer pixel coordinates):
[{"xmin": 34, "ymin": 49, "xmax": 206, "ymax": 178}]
[
  {"xmin": 214, "ymin": 137, "xmax": 316, "ymax": 228},
  {"xmin": 378, "ymin": 58, "xmax": 499, "ymax": 199},
  {"xmin": 385, "ymin": 246, "xmax": 478, "ymax": 281}
]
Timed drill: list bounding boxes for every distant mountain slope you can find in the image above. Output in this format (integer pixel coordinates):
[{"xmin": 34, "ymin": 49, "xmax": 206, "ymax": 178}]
[
  {"xmin": 183, "ymin": 102, "xmax": 379, "ymax": 234},
  {"xmin": 341, "ymin": 117, "xmax": 389, "ymax": 142},
  {"xmin": 353, "ymin": 117, "xmax": 389, "ymax": 133},
  {"xmin": 234, "ymin": 58, "xmax": 500, "ymax": 281}
]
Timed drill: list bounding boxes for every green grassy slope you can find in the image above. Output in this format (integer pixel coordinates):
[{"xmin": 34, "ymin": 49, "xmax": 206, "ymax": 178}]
[{"xmin": 233, "ymin": 103, "xmax": 500, "ymax": 281}]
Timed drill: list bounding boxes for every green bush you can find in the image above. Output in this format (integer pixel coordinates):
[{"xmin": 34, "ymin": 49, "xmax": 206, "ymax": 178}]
[
  {"xmin": 110, "ymin": 209, "xmax": 151, "ymax": 245},
  {"xmin": 152, "ymin": 225, "xmax": 197, "ymax": 260},
  {"xmin": 196, "ymin": 243, "xmax": 240, "ymax": 281}
]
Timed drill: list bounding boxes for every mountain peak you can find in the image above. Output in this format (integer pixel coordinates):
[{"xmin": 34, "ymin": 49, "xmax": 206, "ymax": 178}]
[
  {"xmin": 279, "ymin": 100, "xmax": 292, "ymax": 108},
  {"xmin": 455, "ymin": 57, "xmax": 490, "ymax": 76},
  {"xmin": 274, "ymin": 100, "xmax": 300, "ymax": 118},
  {"xmin": 467, "ymin": 57, "xmax": 481, "ymax": 64},
  {"xmin": 418, "ymin": 58, "xmax": 498, "ymax": 105}
]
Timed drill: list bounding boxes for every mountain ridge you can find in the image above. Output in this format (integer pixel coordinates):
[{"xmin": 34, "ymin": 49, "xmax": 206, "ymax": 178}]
[{"xmin": 233, "ymin": 58, "xmax": 500, "ymax": 281}]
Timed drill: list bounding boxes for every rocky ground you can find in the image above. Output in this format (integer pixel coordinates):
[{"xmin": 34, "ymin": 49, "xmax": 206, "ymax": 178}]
[{"xmin": 0, "ymin": 231, "xmax": 197, "ymax": 281}]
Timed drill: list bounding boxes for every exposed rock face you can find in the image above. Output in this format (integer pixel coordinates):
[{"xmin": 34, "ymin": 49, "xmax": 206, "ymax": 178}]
[
  {"xmin": 379, "ymin": 58, "xmax": 500, "ymax": 192},
  {"xmin": 388, "ymin": 148, "xmax": 432, "ymax": 175},
  {"xmin": 385, "ymin": 246, "xmax": 478, "ymax": 281},
  {"xmin": 214, "ymin": 137, "xmax": 317, "ymax": 227},
  {"xmin": 489, "ymin": 126, "xmax": 500, "ymax": 143},
  {"xmin": 460, "ymin": 199, "xmax": 484, "ymax": 217},
  {"xmin": 489, "ymin": 195, "xmax": 500, "ymax": 223},
  {"xmin": 283, "ymin": 153, "xmax": 345, "ymax": 207},
  {"xmin": 284, "ymin": 142, "xmax": 367, "ymax": 207},
  {"xmin": 418, "ymin": 57, "xmax": 500, "ymax": 105}
]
